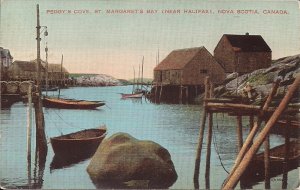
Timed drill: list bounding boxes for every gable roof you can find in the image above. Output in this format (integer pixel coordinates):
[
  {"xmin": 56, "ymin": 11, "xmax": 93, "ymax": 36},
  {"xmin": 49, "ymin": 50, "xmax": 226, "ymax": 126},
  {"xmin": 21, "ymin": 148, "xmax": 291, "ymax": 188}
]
[
  {"xmin": 11, "ymin": 60, "xmax": 45, "ymax": 72},
  {"xmin": 154, "ymin": 47, "xmax": 206, "ymax": 71},
  {"xmin": 222, "ymin": 34, "xmax": 271, "ymax": 52},
  {"xmin": 32, "ymin": 59, "xmax": 68, "ymax": 73},
  {"xmin": 47, "ymin": 64, "xmax": 68, "ymax": 73}
]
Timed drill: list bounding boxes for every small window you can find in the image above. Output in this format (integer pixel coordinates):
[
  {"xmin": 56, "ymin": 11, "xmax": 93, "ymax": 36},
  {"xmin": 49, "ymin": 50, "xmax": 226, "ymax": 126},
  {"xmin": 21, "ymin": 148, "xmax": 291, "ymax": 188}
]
[{"xmin": 200, "ymin": 69, "xmax": 208, "ymax": 74}]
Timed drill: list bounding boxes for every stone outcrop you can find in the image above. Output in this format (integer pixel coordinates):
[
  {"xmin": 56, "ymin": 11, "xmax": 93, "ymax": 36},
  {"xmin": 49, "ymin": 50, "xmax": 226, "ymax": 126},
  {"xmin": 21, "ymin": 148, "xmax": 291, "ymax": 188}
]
[
  {"xmin": 218, "ymin": 54, "xmax": 300, "ymax": 99},
  {"xmin": 87, "ymin": 133, "xmax": 177, "ymax": 189}
]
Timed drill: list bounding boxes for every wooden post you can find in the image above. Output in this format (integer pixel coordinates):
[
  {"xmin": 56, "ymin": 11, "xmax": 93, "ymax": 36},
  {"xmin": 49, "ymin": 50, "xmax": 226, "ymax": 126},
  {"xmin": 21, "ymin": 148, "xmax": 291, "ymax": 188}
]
[
  {"xmin": 35, "ymin": 4, "xmax": 47, "ymax": 155},
  {"xmin": 249, "ymin": 115, "xmax": 254, "ymax": 145},
  {"xmin": 236, "ymin": 116, "xmax": 243, "ymax": 151},
  {"xmin": 159, "ymin": 83, "xmax": 163, "ymax": 102},
  {"xmin": 205, "ymin": 80, "xmax": 214, "ymax": 189},
  {"xmin": 185, "ymin": 86, "xmax": 189, "ymax": 103},
  {"xmin": 27, "ymin": 84, "xmax": 32, "ymax": 187},
  {"xmin": 179, "ymin": 85, "xmax": 182, "ymax": 104},
  {"xmin": 264, "ymin": 135, "xmax": 270, "ymax": 189},
  {"xmin": 194, "ymin": 77, "xmax": 210, "ymax": 189},
  {"xmin": 155, "ymin": 84, "xmax": 158, "ymax": 103},
  {"xmin": 223, "ymin": 76, "xmax": 300, "ymax": 190},
  {"xmin": 205, "ymin": 113, "xmax": 213, "ymax": 189},
  {"xmin": 223, "ymin": 79, "xmax": 280, "ymax": 187},
  {"xmin": 282, "ymin": 119, "xmax": 290, "ymax": 189}
]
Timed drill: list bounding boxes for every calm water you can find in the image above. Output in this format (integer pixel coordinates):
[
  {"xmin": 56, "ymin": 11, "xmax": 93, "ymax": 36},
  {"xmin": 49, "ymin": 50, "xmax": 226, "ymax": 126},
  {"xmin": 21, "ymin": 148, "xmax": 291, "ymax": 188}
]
[{"xmin": 0, "ymin": 86, "xmax": 298, "ymax": 189}]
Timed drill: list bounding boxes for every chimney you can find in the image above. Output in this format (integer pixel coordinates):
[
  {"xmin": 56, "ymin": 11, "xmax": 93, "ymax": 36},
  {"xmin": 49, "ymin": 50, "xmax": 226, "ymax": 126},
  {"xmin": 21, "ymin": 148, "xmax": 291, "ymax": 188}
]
[{"xmin": 245, "ymin": 32, "xmax": 249, "ymax": 35}]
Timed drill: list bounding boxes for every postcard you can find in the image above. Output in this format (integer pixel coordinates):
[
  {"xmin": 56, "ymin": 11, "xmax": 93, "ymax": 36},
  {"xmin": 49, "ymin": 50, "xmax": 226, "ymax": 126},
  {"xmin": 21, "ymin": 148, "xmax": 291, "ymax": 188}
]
[{"xmin": 0, "ymin": 0, "xmax": 299, "ymax": 189}]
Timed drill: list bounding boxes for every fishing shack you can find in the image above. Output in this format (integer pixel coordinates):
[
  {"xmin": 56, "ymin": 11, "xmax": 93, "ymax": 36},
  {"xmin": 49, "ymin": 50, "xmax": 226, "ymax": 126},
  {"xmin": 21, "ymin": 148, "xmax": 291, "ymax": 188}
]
[
  {"xmin": 214, "ymin": 33, "xmax": 272, "ymax": 74},
  {"xmin": 152, "ymin": 46, "xmax": 225, "ymax": 103},
  {"xmin": 8, "ymin": 60, "xmax": 46, "ymax": 81}
]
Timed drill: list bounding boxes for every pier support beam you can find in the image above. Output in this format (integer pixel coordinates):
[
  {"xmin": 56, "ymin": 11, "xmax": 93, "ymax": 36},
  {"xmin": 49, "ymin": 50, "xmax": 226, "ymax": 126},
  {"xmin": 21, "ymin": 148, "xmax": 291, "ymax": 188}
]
[
  {"xmin": 264, "ymin": 135, "xmax": 271, "ymax": 189},
  {"xmin": 194, "ymin": 77, "xmax": 210, "ymax": 189},
  {"xmin": 223, "ymin": 79, "xmax": 281, "ymax": 188},
  {"xmin": 282, "ymin": 119, "xmax": 290, "ymax": 189},
  {"xmin": 222, "ymin": 77, "xmax": 300, "ymax": 190},
  {"xmin": 205, "ymin": 111, "xmax": 213, "ymax": 189}
]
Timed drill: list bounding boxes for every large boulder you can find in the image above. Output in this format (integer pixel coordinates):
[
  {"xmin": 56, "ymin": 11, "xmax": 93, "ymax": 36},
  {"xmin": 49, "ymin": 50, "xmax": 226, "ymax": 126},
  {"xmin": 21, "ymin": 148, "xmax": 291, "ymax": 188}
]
[{"xmin": 87, "ymin": 133, "xmax": 177, "ymax": 189}]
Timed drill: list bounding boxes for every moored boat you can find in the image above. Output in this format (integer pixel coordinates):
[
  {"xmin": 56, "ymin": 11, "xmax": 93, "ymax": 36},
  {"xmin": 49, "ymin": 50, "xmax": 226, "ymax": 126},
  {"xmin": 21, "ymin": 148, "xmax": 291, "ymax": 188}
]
[
  {"xmin": 121, "ymin": 92, "xmax": 143, "ymax": 99},
  {"xmin": 244, "ymin": 140, "xmax": 300, "ymax": 184},
  {"xmin": 51, "ymin": 127, "xmax": 107, "ymax": 158},
  {"xmin": 43, "ymin": 97, "xmax": 105, "ymax": 109}
]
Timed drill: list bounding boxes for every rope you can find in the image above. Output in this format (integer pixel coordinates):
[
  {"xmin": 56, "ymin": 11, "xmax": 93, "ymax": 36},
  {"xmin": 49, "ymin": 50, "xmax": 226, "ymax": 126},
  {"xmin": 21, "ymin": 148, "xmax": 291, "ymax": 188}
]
[{"xmin": 212, "ymin": 117, "xmax": 230, "ymax": 174}]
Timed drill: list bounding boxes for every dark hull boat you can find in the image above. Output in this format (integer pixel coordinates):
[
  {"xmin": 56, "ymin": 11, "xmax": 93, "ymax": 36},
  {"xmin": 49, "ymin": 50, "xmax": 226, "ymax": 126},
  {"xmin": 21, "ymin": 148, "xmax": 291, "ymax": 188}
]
[
  {"xmin": 50, "ymin": 127, "xmax": 107, "ymax": 159},
  {"xmin": 43, "ymin": 97, "xmax": 105, "ymax": 109},
  {"xmin": 244, "ymin": 140, "xmax": 300, "ymax": 184}
]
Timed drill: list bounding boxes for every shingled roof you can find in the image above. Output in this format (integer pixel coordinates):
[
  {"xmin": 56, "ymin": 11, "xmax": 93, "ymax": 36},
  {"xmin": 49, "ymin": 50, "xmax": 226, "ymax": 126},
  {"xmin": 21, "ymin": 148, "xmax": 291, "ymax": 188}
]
[
  {"xmin": 12, "ymin": 61, "xmax": 45, "ymax": 72},
  {"xmin": 47, "ymin": 64, "xmax": 68, "ymax": 73},
  {"xmin": 223, "ymin": 34, "xmax": 271, "ymax": 52},
  {"xmin": 154, "ymin": 47, "xmax": 205, "ymax": 71}
]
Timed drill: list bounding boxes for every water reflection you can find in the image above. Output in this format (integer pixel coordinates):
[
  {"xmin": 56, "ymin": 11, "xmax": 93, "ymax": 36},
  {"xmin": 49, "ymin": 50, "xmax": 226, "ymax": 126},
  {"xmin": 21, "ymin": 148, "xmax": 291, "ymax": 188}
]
[{"xmin": 50, "ymin": 154, "xmax": 91, "ymax": 171}]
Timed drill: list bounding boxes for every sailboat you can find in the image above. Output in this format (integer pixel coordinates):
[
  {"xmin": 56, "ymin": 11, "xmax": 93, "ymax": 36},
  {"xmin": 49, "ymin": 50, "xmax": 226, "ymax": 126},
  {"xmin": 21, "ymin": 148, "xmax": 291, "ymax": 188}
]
[
  {"xmin": 121, "ymin": 57, "xmax": 145, "ymax": 99},
  {"xmin": 43, "ymin": 53, "xmax": 105, "ymax": 109}
]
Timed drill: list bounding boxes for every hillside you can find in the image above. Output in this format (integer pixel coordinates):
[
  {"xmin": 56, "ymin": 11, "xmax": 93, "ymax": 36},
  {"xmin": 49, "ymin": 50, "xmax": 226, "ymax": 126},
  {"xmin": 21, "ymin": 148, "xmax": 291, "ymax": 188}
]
[{"xmin": 74, "ymin": 73, "xmax": 121, "ymax": 86}]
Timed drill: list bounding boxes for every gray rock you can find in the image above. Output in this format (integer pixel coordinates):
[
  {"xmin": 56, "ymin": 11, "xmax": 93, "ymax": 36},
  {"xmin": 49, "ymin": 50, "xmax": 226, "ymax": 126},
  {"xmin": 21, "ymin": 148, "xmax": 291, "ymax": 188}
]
[{"xmin": 87, "ymin": 133, "xmax": 177, "ymax": 188}]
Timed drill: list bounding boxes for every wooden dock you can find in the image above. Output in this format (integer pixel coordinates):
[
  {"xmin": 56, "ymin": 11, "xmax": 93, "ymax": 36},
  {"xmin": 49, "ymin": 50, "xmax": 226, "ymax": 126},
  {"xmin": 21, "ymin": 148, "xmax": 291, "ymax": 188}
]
[{"xmin": 193, "ymin": 76, "xmax": 300, "ymax": 189}]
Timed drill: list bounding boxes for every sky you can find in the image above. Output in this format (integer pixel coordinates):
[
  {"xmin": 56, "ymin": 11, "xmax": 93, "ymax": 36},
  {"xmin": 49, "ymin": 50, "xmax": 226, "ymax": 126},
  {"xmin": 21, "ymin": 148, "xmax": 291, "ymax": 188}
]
[{"xmin": 1, "ymin": 0, "xmax": 300, "ymax": 79}]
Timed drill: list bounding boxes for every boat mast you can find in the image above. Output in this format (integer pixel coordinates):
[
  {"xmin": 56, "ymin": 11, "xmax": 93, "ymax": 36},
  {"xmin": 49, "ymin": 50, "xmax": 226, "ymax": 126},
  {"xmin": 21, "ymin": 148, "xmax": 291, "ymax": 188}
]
[
  {"xmin": 141, "ymin": 56, "xmax": 144, "ymax": 90},
  {"xmin": 132, "ymin": 67, "xmax": 136, "ymax": 94},
  {"xmin": 138, "ymin": 63, "xmax": 140, "ymax": 90},
  {"xmin": 58, "ymin": 54, "xmax": 63, "ymax": 98},
  {"xmin": 45, "ymin": 43, "xmax": 48, "ymax": 96}
]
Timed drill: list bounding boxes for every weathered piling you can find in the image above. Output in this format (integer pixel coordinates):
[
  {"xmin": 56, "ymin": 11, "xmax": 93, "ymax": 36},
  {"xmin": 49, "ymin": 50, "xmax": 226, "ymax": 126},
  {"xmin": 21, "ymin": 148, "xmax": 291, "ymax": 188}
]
[
  {"xmin": 205, "ymin": 82, "xmax": 214, "ymax": 189},
  {"xmin": 159, "ymin": 83, "xmax": 163, "ymax": 102},
  {"xmin": 236, "ymin": 116, "xmax": 243, "ymax": 151},
  {"xmin": 223, "ymin": 76, "xmax": 300, "ymax": 190},
  {"xmin": 223, "ymin": 79, "xmax": 280, "ymax": 187},
  {"xmin": 264, "ymin": 135, "xmax": 270, "ymax": 189},
  {"xmin": 35, "ymin": 4, "xmax": 47, "ymax": 156},
  {"xmin": 193, "ymin": 77, "xmax": 210, "ymax": 189},
  {"xmin": 282, "ymin": 119, "xmax": 290, "ymax": 189},
  {"xmin": 27, "ymin": 84, "xmax": 32, "ymax": 187}
]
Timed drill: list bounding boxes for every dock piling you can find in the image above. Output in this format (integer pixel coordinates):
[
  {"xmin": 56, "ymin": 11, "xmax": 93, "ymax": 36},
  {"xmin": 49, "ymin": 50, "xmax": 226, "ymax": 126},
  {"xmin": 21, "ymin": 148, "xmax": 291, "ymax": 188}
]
[
  {"xmin": 193, "ymin": 76, "xmax": 210, "ymax": 189},
  {"xmin": 223, "ymin": 79, "xmax": 280, "ymax": 187},
  {"xmin": 264, "ymin": 135, "xmax": 271, "ymax": 189},
  {"xmin": 282, "ymin": 119, "xmax": 290, "ymax": 189},
  {"xmin": 222, "ymin": 76, "xmax": 300, "ymax": 190}
]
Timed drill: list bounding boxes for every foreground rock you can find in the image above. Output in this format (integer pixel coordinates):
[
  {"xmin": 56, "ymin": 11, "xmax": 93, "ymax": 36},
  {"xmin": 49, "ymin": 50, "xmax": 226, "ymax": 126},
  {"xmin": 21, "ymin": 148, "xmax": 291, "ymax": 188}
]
[{"xmin": 87, "ymin": 133, "xmax": 177, "ymax": 188}]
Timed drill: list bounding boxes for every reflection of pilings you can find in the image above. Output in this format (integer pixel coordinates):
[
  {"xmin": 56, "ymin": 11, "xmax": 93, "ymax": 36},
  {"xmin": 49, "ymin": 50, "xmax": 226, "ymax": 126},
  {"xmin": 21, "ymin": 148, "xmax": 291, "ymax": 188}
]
[{"xmin": 205, "ymin": 112, "xmax": 213, "ymax": 189}]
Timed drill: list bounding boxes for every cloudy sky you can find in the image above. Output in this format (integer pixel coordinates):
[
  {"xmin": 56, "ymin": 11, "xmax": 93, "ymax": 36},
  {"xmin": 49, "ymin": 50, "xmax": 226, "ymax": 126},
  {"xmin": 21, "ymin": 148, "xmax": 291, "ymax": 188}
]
[{"xmin": 1, "ymin": 0, "xmax": 299, "ymax": 79}]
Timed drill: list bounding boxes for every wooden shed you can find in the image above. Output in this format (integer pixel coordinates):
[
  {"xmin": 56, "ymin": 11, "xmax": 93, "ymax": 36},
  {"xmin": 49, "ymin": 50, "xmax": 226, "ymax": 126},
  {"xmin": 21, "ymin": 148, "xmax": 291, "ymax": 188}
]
[
  {"xmin": 214, "ymin": 33, "xmax": 272, "ymax": 74},
  {"xmin": 8, "ymin": 60, "xmax": 46, "ymax": 81},
  {"xmin": 154, "ymin": 46, "xmax": 225, "ymax": 86},
  {"xmin": 45, "ymin": 63, "xmax": 69, "ymax": 81}
]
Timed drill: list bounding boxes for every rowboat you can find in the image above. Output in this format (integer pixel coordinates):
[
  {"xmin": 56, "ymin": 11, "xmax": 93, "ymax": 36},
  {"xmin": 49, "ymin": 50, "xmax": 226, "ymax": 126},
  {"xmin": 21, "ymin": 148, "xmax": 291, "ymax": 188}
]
[
  {"xmin": 43, "ymin": 97, "xmax": 105, "ymax": 109},
  {"xmin": 121, "ymin": 92, "xmax": 143, "ymax": 99},
  {"xmin": 244, "ymin": 140, "xmax": 300, "ymax": 184},
  {"xmin": 50, "ymin": 127, "xmax": 107, "ymax": 158}
]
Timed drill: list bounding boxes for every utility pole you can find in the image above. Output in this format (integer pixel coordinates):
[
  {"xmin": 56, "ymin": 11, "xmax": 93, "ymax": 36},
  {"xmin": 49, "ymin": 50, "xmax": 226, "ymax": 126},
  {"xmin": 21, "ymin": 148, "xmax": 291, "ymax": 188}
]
[{"xmin": 35, "ymin": 4, "xmax": 47, "ymax": 154}]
